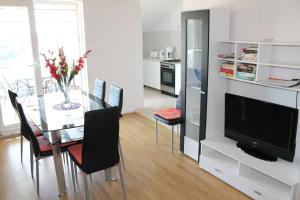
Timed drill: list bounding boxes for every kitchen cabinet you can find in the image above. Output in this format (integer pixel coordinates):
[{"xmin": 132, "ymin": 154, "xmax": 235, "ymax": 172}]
[
  {"xmin": 175, "ymin": 63, "xmax": 181, "ymax": 95},
  {"xmin": 143, "ymin": 58, "xmax": 161, "ymax": 90}
]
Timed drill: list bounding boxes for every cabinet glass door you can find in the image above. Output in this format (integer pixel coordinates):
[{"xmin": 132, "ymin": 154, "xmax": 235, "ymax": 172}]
[
  {"xmin": 185, "ymin": 19, "xmax": 203, "ymax": 143},
  {"xmin": 181, "ymin": 10, "xmax": 209, "ymax": 161}
]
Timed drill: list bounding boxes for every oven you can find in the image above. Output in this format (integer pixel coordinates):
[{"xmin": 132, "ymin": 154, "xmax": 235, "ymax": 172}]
[{"xmin": 161, "ymin": 62, "xmax": 176, "ymax": 96}]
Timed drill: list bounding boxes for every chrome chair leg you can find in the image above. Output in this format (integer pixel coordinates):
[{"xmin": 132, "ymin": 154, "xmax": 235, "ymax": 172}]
[
  {"xmin": 118, "ymin": 165, "xmax": 127, "ymax": 200},
  {"xmin": 177, "ymin": 124, "xmax": 180, "ymax": 137},
  {"xmin": 65, "ymin": 152, "xmax": 69, "ymax": 168},
  {"xmin": 119, "ymin": 140, "xmax": 126, "ymax": 171},
  {"xmin": 172, "ymin": 126, "xmax": 174, "ymax": 156},
  {"xmin": 155, "ymin": 119, "xmax": 158, "ymax": 144},
  {"xmin": 30, "ymin": 145, "xmax": 34, "ymax": 179},
  {"xmin": 83, "ymin": 174, "xmax": 89, "ymax": 200},
  {"xmin": 20, "ymin": 135, "xmax": 23, "ymax": 163},
  {"xmin": 74, "ymin": 164, "xmax": 78, "ymax": 184},
  {"xmin": 70, "ymin": 160, "xmax": 76, "ymax": 192},
  {"xmin": 104, "ymin": 169, "xmax": 108, "ymax": 181},
  {"xmin": 62, "ymin": 152, "xmax": 66, "ymax": 164},
  {"xmin": 36, "ymin": 160, "xmax": 39, "ymax": 195},
  {"xmin": 89, "ymin": 174, "xmax": 92, "ymax": 182}
]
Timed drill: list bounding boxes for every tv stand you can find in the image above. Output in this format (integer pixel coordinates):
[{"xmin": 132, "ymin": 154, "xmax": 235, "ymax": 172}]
[
  {"xmin": 200, "ymin": 137, "xmax": 300, "ymax": 200},
  {"xmin": 236, "ymin": 142, "xmax": 278, "ymax": 162}
]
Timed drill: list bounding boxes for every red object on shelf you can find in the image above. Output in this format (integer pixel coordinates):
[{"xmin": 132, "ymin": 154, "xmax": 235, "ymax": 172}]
[{"xmin": 220, "ymin": 68, "xmax": 234, "ymax": 74}]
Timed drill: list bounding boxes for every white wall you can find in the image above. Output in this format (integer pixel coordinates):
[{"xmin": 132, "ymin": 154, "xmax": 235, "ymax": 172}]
[
  {"xmin": 143, "ymin": 5, "xmax": 182, "ymax": 58},
  {"xmin": 143, "ymin": 31, "xmax": 181, "ymax": 58},
  {"xmin": 147, "ymin": 5, "xmax": 182, "ymax": 32},
  {"xmin": 183, "ymin": 0, "xmax": 300, "ymax": 162},
  {"xmin": 141, "ymin": 0, "xmax": 181, "ymax": 31},
  {"xmin": 183, "ymin": 0, "xmax": 300, "ymax": 42},
  {"xmin": 83, "ymin": 0, "xmax": 143, "ymax": 113}
]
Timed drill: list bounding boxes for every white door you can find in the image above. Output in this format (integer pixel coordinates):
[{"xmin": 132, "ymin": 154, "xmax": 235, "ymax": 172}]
[
  {"xmin": 0, "ymin": 0, "xmax": 41, "ymax": 136},
  {"xmin": 0, "ymin": 0, "xmax": 86, "ymax": 136}
]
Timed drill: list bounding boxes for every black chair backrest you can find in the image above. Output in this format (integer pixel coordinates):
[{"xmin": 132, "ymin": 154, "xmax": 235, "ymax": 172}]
[
  {"xmin": 9, "ymin": 90, "xmax": 29, "ymax": 138},
  {"xmin": 16, "ymin": 102, "xmax": 40, "ymax": 158},
  {"xmin": 108, "ymin": 85, "xmax": 123, "ymax": 117},
  {"xmin": 82, "ymin": 107, "xmax": 120, "ymax": 174},
  {"xmin": 94, "ymin": 79, "xmax": 106, "ymax": 100},
  {"xmin": 8, "ymin": 90, "xmax": 17, "ymax": 111}
]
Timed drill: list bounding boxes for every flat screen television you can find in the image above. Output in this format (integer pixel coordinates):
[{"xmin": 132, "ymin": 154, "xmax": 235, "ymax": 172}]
[{"xmin": 225, "ymin": 93, "xmax": 298, "ymax": 162}]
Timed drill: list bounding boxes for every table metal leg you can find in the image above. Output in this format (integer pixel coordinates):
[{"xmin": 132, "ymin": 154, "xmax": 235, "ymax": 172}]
[
  {"xmin": 172, "ymin": 126, "xmax": 174, "ymax": 156},
  {"xmin": 155, "ymin": 119, "xmax": 158, "ymax": 144},
  {"xmin": 51, "ymin": 130, "xmax": 67, "ymax": 196},
  {"xmin": 105, "ymin": 167, "xmax": 116, "ymax": 181}
]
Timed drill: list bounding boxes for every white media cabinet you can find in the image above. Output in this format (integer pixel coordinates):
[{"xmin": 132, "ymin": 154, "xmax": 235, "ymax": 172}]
[{"xmin": 200, "ymin": 137, "xmax": 300, "ymax": 200}]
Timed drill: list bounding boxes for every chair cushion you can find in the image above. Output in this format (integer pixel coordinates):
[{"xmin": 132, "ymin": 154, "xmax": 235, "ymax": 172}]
[
  {"xmin": 37, "ymin": 135, "xmax": 77, "ymax": 156},
  {"xmin": 68, "ymin": 143, "xmax": 82, "ymax": 166},
  {"xmin": 29, "ymin": 121, "xmax": 42, "ymax": 137},
  {"xmin": 37, "ymin": 135, "xmax": 52, "ymax": 153},
  {"xmin": 154, "ymin": 108, "xmax": 181, "ymax": 120},
  {"xmin": 154, "ymin": 108, "xmax": 182, "ymax": 125}
]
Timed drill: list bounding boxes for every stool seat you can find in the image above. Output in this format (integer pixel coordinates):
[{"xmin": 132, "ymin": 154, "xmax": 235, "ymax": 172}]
[
  {"xmin": 154, "ymin": 115, "xmax": 182, "ymax": 125},
  {"xmin": 154, "ymin": 108, "xmax": 181, "ymax": 119},
  {"xmin": 154, "ymin": 108, "xmax": 182, "ymax": 155}
]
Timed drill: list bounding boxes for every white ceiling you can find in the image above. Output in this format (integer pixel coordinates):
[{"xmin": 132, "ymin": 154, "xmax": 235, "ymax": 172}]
[{"xmin": 140, "ymin": 0, "xmax": 182, "ymax": 31}]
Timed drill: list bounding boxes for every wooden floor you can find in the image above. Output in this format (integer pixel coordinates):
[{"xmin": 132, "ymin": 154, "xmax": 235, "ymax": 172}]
[{"xmin": 0, "ymin": 114, "xmax": 250, "ymax": 200}]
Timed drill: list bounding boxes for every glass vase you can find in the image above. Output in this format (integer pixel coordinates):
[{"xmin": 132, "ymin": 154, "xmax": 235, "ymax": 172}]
[{"xmin": 58, "ymin": 83, "xmax": 71, "ymax": 104}]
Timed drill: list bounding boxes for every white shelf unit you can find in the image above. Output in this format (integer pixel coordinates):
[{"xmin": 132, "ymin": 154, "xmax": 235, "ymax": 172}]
[
  {"xmin": 217, "ymin": 41, "xmax": 300, "ymax": 91},
  {"xmin": 200, "ymin": 137, "xmax": 300, "ymax": 200}
]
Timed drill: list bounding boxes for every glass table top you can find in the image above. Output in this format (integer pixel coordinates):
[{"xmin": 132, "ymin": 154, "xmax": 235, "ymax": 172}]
[{"xmin": 24, "ymin": 90, "xmax": 110, "ymax": 144}]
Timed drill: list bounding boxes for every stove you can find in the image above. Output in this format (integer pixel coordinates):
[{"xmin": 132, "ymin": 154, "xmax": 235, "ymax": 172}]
[{"xmin": 160, "ymin": 59, "xmax": 181, "ymax": 97}]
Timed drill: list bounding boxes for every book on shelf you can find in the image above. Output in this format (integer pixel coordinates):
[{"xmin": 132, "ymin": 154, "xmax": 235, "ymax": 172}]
[
  {"xmin": 219, "ymin": 62, "xmax": 234, "ymax": 77},
  {"xmin": 241, "ymin": 45, "xmax": 258, "ymax": 62},
  {"xmin": 237, "ymin": 63, "xmax": 256, "ymax": 73},
  {"xmin": 218, "ymin": 53, "xmax": 235, "ymax": 59},
  {"xmin": 221, "ymin": 62, "xmax": 234, "ymax": 69},
  {"xmin": 236, "ymin": 72, "xmax": 255, "ymax": 81},
  {"xmin": 236, "ymin": 63, "xmax": 256, "ymax": 81},
  {"xmin": 241, "ymin": 54, "xmax": 257, "ymax": 62}
]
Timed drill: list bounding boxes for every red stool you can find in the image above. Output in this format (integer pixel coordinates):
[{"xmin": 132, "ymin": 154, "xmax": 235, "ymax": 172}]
[{"xmin": 154, "ymin": 108, "xmax": 182, "ymax": 155}]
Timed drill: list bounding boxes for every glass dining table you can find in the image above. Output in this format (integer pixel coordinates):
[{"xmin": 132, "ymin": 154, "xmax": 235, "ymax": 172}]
[{"xmin": 24, "ymin": 90, "xmax": 115, "ymax": 196}]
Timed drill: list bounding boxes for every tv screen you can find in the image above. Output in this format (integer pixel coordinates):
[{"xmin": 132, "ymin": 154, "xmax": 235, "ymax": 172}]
[{"xmin": 225, "ymin": 93, "xmax": 298, "ymax": 162}]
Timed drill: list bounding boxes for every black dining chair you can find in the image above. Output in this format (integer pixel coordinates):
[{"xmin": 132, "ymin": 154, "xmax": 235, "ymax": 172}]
[
  {"xmin": 8, "ymin": 90, "xmax": 43, "ymax": 178},
  {"xmin": 68, "ymin": 107, "xmax": 127, "ymax": 200},
  {"xmin": 15, "ymin": 102, "xmax": 76, "ymax": 195},
  {"xmin": 108, "ymin": 85, "xmax": 123, "ymax": 117},
  {"xmin": 108, "ymin": 85, "xmax": 126, "ymax": 170},
  {"xmin": 94, "ymin": 79, "xmax": 106, "ymax": 100}
]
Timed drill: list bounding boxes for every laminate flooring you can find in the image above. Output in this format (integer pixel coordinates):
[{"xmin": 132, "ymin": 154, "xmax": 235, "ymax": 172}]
[{"xmin": 0, "ymin": 114, "xmax": 249, "ymax": 200}]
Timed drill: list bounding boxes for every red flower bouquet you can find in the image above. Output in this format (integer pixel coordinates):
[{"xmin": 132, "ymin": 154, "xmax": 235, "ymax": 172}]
[{"xmin": 41, "ymin": 47, "xmax": 91, "ymax": 103}]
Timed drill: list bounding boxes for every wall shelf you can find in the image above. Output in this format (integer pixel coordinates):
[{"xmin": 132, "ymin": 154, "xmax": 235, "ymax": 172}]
[
  {"xmin": 217, "ymin": 58, "xmax": 300, "ymax": 70},
  {"xmin": 218, "ymin": 40, "xmax": 300, "ymax": 47},
  {"xmin": 216, "ymin": 57, "xmax": 235, "ymax": 62},
  {"xmin": 218, "ymin": 75, "xmax": 300, "ymax": 92},
  {"xmin": 217, "ymin": 40, "xmax": 300, "ymax": 90},
  {"xmin": 259, "ymin": 62, "xmax": 300, "ymax": 69},
  {"xmin": 235, "ymin": 59, "xmax": 257, "ymax": 65}
]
